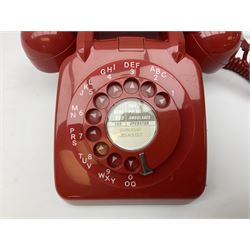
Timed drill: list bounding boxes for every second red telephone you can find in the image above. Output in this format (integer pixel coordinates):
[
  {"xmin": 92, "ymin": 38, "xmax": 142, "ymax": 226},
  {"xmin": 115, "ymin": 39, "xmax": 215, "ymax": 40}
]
[{"xmin": 21, "ymin": 31, "xmax": 248, "ymax": 199}]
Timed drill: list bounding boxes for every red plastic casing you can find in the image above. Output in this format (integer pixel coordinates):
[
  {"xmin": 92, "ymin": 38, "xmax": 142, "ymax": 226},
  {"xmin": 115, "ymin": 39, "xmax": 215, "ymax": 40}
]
[
  {"xmin": 21, "ymin": 32, "xmax": 77, "ymax": 72},
  {"xmin": 54, "ymin": 32, "xmax": 207, "ymax": 199},
  {"xmin": 184, "ymin": 31, "xmax": 242, "ymax": 73}
]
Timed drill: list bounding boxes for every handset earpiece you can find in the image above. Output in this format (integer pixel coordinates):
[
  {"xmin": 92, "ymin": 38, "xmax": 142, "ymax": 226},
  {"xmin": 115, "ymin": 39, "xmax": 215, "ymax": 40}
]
[
  {"xmin": 184, "ymin": 31, "xmax": 242, "ymax": 73},
  {"xmin": 21, "ymin": 31, "xmax": 77, "ymax": 73}
]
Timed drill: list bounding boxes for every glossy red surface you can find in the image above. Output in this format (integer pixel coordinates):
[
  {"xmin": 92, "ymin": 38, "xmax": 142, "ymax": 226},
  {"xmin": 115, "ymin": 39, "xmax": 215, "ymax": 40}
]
[
  {"xmin": 21, "ymin": 31, "xmax": 77, "ymax": 72},
  {"xmin": 22, "ymin": 31, "xmax": 242, "ymax": 199},
  {"xmin": 184, "ymin": 31, "xmax": 242, "ymax": 73},
  {"xmin": 53, "ymin": 32, "xmax": 207, "ymax": 199}
]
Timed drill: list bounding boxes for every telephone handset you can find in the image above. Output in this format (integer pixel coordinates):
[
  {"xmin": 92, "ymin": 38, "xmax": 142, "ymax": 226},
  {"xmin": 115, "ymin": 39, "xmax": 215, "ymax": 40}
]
[{"xmin": 21, "ymin": 32, "xmax": 249, "ymax": 199}]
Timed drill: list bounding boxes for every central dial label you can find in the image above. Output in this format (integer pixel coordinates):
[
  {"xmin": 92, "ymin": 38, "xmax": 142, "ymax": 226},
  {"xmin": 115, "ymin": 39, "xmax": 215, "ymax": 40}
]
[{"xmin": 106, "ymin": 98, "xmax": 158, "ymax": 151}]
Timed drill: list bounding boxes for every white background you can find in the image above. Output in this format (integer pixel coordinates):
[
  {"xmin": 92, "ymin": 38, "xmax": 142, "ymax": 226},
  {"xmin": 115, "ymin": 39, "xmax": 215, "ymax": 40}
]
[{"xmin": 0, "ymin": 32, "xmax": 249, "ymax": 218}]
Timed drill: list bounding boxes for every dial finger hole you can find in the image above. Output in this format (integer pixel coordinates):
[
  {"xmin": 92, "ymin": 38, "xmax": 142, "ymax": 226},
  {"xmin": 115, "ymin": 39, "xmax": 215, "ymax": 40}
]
[
  {"xmin": 124, "ymin": 78, "xmax": 139, "ymax": 94},
  {"xmin": 107, "ymin": 82, "xmax": 123, "ymax": 98},
  {"xmin": 107, "ymin": 153, "xmax": 122, "ymax": 168},
  {"xmin": 86, "ymin": 109, "xmax": 102, "ymax": 124},
  {"xmin": 141, "ymin": 81, "xmax": 156, "ymax": 98},
  {"xmin": 86, "ymin": 126, "xmax": 101, "ymax": 141},
  {"xmin": 154, "ymin": 92, "xmax": 170, "ymax": 108},
  {"xmin": 124, "ymin": 157, "xmax": 140, "ymax": 172},
  {"xmin": 94, "ymin": 142, "xmax": 109, "ymax": 157},
  {"xmin": 94, "ymin": 93, "xmax": 109, "ymax": 109}
]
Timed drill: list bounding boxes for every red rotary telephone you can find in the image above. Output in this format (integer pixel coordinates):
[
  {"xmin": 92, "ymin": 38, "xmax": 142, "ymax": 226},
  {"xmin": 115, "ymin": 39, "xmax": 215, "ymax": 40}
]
[{"xmin": 21, "ymin": 32, "xmax": 249, "ymax": 199}]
